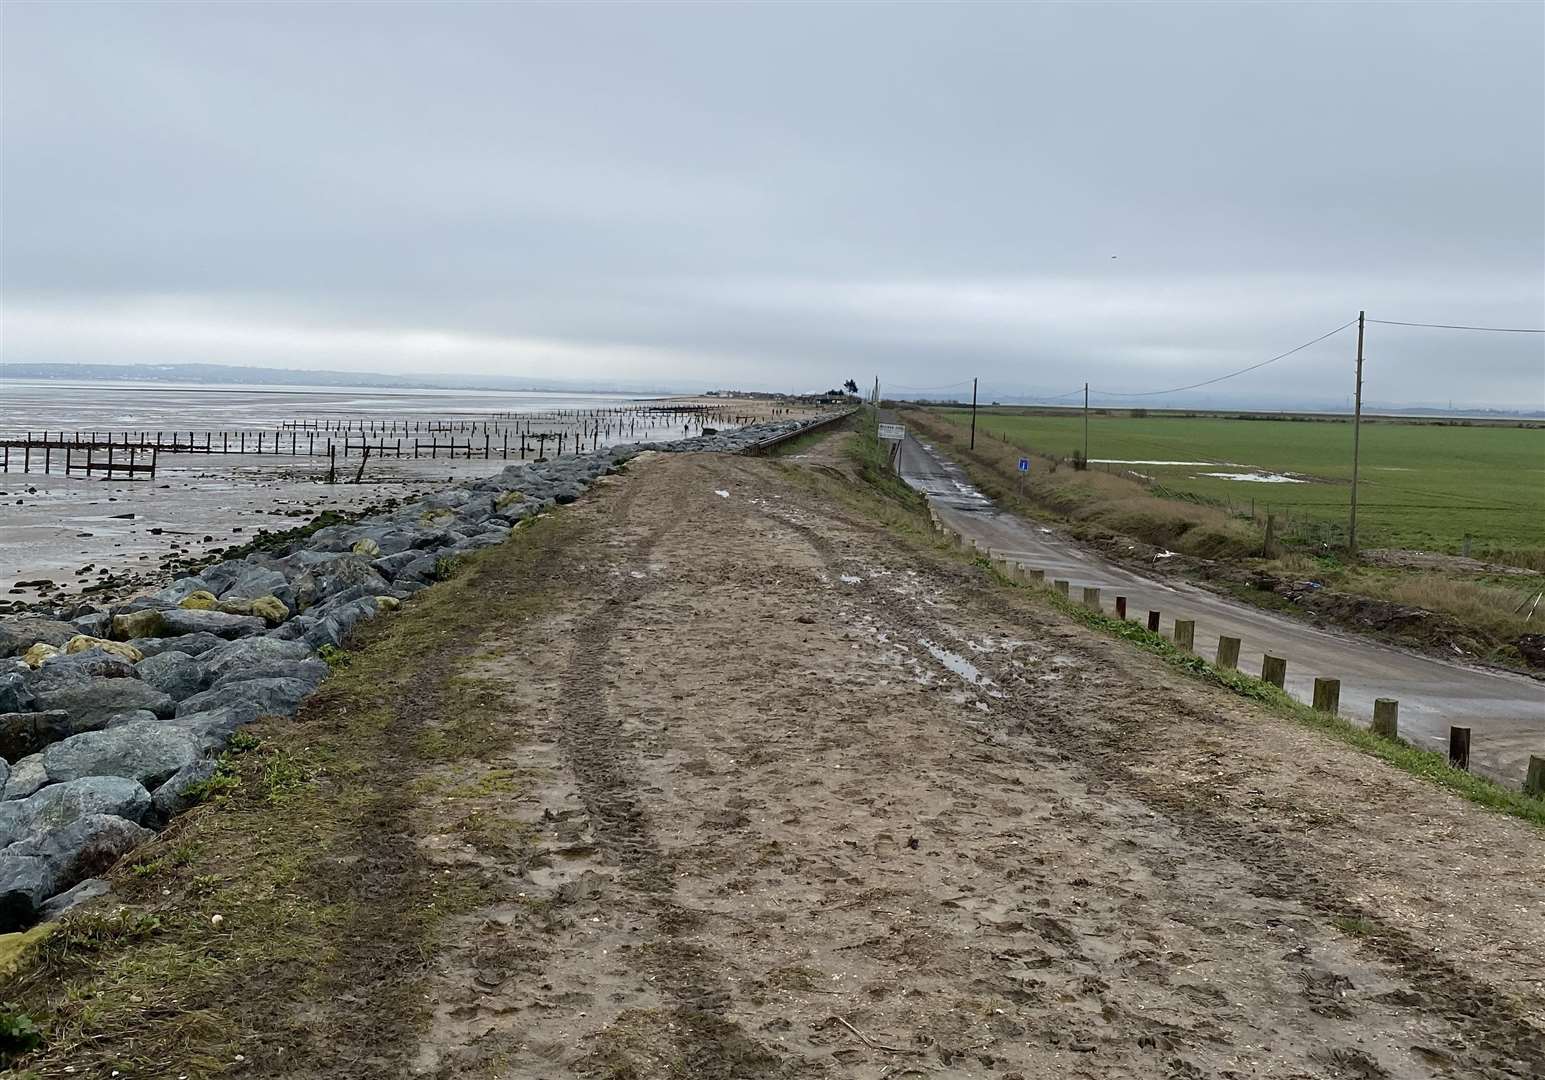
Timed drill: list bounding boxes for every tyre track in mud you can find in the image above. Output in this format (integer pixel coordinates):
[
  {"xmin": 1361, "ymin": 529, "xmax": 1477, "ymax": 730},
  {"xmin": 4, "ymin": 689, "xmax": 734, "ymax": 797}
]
[
  {"xmin": 554, "ymin": 476, "xmax": 806, "ymax": 1080},
  {"xmin": 755, "ymin": 494, "xmax": 1543, "ymax": 1078}
]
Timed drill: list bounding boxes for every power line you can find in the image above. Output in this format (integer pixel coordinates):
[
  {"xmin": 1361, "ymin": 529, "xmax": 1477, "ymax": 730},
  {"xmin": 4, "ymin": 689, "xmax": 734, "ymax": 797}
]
[
  {"xmin": 887, "ymin": 378, "xmax": 976, "ymax": 392},
  {"xmin": 1365, "ymin": 318, "xmax": 1544, "ymax": 333},
  {"xmin": 1092, "ymin": 317, "xmax": 1359, "ymax": 399}
]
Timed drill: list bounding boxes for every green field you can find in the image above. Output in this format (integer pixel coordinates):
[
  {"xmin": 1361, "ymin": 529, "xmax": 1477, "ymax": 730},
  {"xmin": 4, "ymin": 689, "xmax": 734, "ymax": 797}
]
[{"xmin": 936, "ymin": 409, "xmax": 1545, "ymax": 555}]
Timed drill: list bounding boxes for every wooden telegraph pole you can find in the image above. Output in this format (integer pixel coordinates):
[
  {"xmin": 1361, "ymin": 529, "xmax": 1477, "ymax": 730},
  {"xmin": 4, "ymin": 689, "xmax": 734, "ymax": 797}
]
[
  {"xmin": 969, "ymin": 377, "xmax": 978, "ymax": 449},
  {"xmin": 1082, "ymin": 382, "xmax": 1089, "ymax": 465},
  {"xmin": 1348, "ymin": 311, "xmax": 1366, "ymax": 556}
]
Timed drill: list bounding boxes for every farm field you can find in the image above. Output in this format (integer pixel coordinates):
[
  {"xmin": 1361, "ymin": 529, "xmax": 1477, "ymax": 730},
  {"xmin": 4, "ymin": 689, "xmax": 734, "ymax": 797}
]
[{"xmin": 935, "ymin": 408, "xmax": 1545, "ymax": 557}]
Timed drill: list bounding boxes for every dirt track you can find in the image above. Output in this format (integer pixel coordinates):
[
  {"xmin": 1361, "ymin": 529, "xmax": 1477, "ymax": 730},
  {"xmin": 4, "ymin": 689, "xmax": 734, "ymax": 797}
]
[
  {"xmin": 342, "ymin": 445, "xmax": 1539, "ymax": 1079},
  {"xmin": 18, "ymin": 442, "xmax": 1540, "ymax": 1078}
]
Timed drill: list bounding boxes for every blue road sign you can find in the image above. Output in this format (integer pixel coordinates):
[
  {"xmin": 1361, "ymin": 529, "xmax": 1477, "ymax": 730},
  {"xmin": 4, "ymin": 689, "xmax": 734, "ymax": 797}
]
[{"xmin": 1018, "ymin": 457, "xmax": 1030, "ymax": 472}]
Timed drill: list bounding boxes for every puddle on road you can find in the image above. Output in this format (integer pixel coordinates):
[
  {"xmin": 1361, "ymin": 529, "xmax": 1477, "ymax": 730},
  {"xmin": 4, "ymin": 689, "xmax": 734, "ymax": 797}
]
[{"xmin": 919, "ymin": 637, "xmax": 999, "ymax": 691}]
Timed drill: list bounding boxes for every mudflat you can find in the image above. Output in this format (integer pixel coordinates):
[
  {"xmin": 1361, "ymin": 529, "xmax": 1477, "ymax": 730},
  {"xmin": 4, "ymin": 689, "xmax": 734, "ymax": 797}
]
[{"xmin": 8, "ymin": 440, "xmax": 1542, "ymax": 1078}]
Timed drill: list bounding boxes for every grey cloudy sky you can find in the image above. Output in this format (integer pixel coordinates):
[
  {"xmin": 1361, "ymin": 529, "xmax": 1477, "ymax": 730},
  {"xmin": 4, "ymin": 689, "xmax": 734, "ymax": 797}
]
[{"xmin": 3, "ymin": 1, "xmax": 1542, "ymax": 406}]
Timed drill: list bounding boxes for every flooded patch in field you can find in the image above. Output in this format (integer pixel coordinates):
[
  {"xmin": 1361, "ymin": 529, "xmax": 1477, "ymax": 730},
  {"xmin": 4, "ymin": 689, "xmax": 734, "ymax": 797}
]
[{"xmin": 1198, "ymin": 471, "xmax": 1308, "ymax": 484}]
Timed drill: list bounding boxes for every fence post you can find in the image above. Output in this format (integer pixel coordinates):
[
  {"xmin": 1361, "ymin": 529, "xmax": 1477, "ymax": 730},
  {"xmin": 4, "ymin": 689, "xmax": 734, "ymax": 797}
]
[
  {"xmin": 1216, "ymin": 636, "xmax": 1241, "ymax": 670},
  {"xmin": 1526, "ymin": 755, "xmax": 1545, "ymax": 798},
  {"xmin": 1312, "ymin": 677, "xmax": 1340, "ymax": 714},
  {"xmin": 1372, "ymin": 698, "xmax": 1399, "ymax": 739},
  {"xmin": 1260, "ymin": 654, "xmax": 1287, "ymax": 687},
  {"xmin": 1448, "ymin": 726, "xmax": 1470, "ymax": 771},
  {"xmin": 1114, "ymin": 596, "xmax": 1127, "ymax": 620},
  {"xmin": 1147, "ymin": 610, "xmax": 1160, "ymax": 632},
  {"xmin": 1172, "ymin": 619, "xmax": 1195, "ymax": 651}
]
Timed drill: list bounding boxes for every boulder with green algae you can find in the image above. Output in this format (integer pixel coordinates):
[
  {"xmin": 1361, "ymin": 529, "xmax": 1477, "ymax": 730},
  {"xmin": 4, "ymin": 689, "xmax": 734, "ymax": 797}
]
[
  {"xmin": 418, "ymin": 508, "xmax": 457, "ymax": 527},
  {"xmin": 111, "ymin": 609, "xmax": 166, "ymax": 641},
  {"xmin": 63, "ymin": 636, "xmax": 143, "ymax": 663},
  {"xmin": 246, "ymin": 596, "xmax": 289, "ymax": 626},
  {"xmin": 350, "ymin": 537, "xmax": 382, "ymax": 557},
  {"xmin": 202, "ymin": 595, "xmax": 289, "ymax": 625},
  {"xmin": 373, "ymin": 595, "xmax": 401, "ymax": 612},
  {"xmin": 21, "ymin": 643, "xmax": 60, "ymax": 669},
  {"xmin": 494, "ymin": 490, "xmax": 525, "ymax": 511},
  {"xmin": 178, "ymin": 590, "xmax": 219, "ymax": 610}
]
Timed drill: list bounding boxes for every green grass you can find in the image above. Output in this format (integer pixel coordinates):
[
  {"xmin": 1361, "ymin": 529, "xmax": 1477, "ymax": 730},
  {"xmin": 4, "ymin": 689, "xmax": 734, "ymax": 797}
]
[{"xmin": 938, "ymin": 408, "xmax": 1545, "ymax": 557}]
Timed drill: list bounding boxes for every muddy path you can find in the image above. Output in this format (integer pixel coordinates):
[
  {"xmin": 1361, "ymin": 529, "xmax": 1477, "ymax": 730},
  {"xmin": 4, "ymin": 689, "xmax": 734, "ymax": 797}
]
[{"xmin": 393, "ymin": 449, "xmax": 1543, "ymax": 1078}]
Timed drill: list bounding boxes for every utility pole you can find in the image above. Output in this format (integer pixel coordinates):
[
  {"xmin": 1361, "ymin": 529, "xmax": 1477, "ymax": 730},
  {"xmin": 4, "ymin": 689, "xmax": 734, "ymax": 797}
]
[
  {"xmin": 969, "ymin": 377, "xmax": 978, "ymax": 449},
  {"xmin": 1082, "ymin": 382, "xmax": 1089, "ymax": 464},
  {"xmin": 1348, "ymin": 310, "xmax": 1365, "ymax": 557}
]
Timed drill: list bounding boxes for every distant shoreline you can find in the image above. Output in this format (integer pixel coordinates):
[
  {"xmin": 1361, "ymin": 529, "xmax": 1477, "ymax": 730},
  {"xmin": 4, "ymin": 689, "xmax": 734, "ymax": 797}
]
[{"xmin": 0, "ymin": 362, "xmax": 696, "ymax": 397}]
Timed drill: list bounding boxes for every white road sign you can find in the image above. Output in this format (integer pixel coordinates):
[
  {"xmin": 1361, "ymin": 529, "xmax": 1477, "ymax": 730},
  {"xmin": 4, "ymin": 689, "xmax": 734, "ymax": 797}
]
[{"xmin": 878, "ymin": 423, "xmax": 905, "ymax": 441}]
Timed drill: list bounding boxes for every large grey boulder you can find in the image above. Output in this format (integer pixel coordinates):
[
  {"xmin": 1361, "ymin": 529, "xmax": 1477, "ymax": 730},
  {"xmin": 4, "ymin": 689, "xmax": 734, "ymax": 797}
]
[
  {"xmin": 150, "ymin": 759, "xmax": 219, "ymax": 819},
  {"xmin": 209, "ymin": 657, "xmax": 326, "ymax": 691},
  {"xmin": 175, "ymin": 677, "xmax": 314, "ymax": 721},
  {"xmin": 70, "ymin": 611, "xmax": 111, "ymax": 638},
  {"xmin": 38, "ymin": 876, "xmax": 112, "ymax": 921},
  {"xmin": 43, "ymin": 720, "xmax": 199, "ymax": 788},
  {"xmin": 0, "ymin": 710, "xmax": 74, "ymax": 762},
  {"xmin": 1, "ymin": 814, "xmax": 152, "ymax": 931},
  {"xmin": 223, "ymin": 566, "xmax": 293, "ymax": 608},
  {"xmin": 175, "ymin": 704, "xmax": 262, "ymax": 752},
  {"xmin": 301, "ymin": 597, "xmax": 379, "ymax": 649},
  {"xmin": 11, "ymin": 775, "xmax": 151, "ymax": 838},
  {"xmin": 0, "ymin": 673, "xmax": 34, "ymax": 713},
  {"xmin": 131, "ymin": 631, "xmax": 225, "ymax": 658},
  {"xmin": 292, "ymin": 557, "xmax": 389, "ymax": 611},
  {"xmin": 158, "ymin": 608, "xmax": 266, "ymax": 640},
  {"xmin": 3, "ymin": 755, "xmax": 48, "ymax": 801},
  {"xmin": 32, "ymin": 677, "xmax": 175, "ymax": 727},
  {"xmin": 197, "ymin": 561, "xmax": 245, "ymax": 596},
  {"xmin": 0, "ymin": 855, "xmax": 51, "ymax": 931},
  {"xmin": 149, "ymin": 576, "xmax": 212, "ymax": 605},
  {"xmin": 199, "ymin": 636, "xmax": 313, "ymax": 685},
  {"xmin": 135, "ymin": 650, "xmax": 208, "ymax": 701},
  {"xmin": 0, "ymin": 617, "xmax": 78, "ymax": 657},
  {"xmin": 27, "ymin": 649, "xmax": 140, "ymax": 689},
  {"xmin": 396, "ymin": 554, "xmax": 441, "ymax": 584},
  {"xmin": 371, "ymin": 550, "xmax": 421, "ymax": 580}
]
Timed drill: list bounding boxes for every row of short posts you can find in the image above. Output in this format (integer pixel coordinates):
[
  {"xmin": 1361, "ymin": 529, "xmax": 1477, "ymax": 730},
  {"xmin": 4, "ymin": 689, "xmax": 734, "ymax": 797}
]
[{"xmin": 941, "ymin": 519, "xmax": 1545, "ymax": 799}]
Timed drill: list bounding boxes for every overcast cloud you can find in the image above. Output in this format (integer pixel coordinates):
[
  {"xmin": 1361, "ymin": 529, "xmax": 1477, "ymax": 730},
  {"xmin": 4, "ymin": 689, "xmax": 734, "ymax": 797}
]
[{"xmin": 3, "ymin": 1, "xmax": 1542, "ymax": 406}]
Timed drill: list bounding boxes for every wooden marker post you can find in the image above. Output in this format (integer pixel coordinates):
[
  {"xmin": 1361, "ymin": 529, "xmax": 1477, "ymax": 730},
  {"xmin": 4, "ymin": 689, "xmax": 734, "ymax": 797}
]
[
  {"xmin": 1147, "ymin": 610, "xmax": 1160, "ymax": 632},
  {"xmin": 1081, "ymin": 586, "xmax": 1101, "ymax": 611},
  {"xmin": 1023, "ymin": 567, "xmax": 1045, "ymax": 584},
  {"xmin": 1372, "ymin": 698, "xmax": 1399, "ymax": 739},
  {"xmin": 1448, "ymin": 726, "xmax": 1470, "ymax": 772},
  {"xmin": 1053, "ymin": 579, "xmax": 1070, "ymax": 597},
  {"xmin": 1260, "ymin": 654, "xmax": 1287, "ymax": 688},
  {"xmin": 1114, "ymin": 596, "xmax": 1127, "ymax": 620},
  {"xmin": 1312, "ymin": 677, "xmax": 1340, "ymax": 714},
  {"xmin": 1526, "ymin": 756, "xmax": 1545, "ymax": 798},
  {"xmin": 1216, "ymin": 636, "xmax": 1241, "ymax": 670},
  {"xmin": 1173, "ymin": 619, "xmax": 1195, "ymax": 651}
]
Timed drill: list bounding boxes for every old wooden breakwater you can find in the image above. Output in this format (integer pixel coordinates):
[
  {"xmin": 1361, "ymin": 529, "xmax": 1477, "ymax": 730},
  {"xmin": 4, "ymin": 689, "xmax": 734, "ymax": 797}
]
[{"xmin": 0, "ymin": 403, "xmax": 776, "ymax": 479}]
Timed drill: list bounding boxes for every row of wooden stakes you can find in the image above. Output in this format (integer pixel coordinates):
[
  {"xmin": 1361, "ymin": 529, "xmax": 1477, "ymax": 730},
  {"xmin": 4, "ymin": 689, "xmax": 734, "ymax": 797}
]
[{"xmin": 924, "ymin": 506, "xmax": 1545, "ymax": 798}]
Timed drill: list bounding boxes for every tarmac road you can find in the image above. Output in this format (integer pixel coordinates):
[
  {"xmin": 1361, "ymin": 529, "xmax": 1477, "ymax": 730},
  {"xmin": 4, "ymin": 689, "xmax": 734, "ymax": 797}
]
[{"xmin": 897, "ymin": 429, "xmax": 1545, "ymax": 787}]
